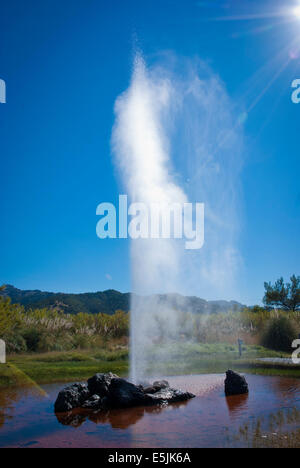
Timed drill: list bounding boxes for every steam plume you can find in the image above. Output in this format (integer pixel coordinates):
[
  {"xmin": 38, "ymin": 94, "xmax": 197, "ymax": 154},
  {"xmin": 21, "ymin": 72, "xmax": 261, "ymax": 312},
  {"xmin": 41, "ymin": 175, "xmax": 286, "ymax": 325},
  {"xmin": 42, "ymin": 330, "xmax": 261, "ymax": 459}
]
[{"xmin": 112, "ymin": 52, "xmax": 244, "ymax": 381}]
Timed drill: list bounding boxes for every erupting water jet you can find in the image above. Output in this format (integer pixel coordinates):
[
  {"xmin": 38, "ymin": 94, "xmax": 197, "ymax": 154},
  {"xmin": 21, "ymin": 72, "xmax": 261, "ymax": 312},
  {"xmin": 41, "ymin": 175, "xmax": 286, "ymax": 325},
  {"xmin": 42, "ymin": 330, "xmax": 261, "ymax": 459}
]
[{"xmin": 111, "ymin": 52, "xmax": 244, "ymax": 383}]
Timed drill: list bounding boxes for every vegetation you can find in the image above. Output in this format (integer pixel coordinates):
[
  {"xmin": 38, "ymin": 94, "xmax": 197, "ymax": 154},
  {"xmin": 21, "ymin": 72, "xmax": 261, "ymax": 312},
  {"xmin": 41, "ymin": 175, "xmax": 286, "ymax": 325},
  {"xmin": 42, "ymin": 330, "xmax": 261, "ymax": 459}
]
[
  {"xmin": 1, "ymin": 278, "xmax": 300, "ymax": 387},
  {"xmin": 1, "ymin": 343, "xmax": 300, "ymax": 389},
  {"xmin": 0, "ymin": 290, "xmax": 129, "ymax": 354},
  {"xmin": 0, "ymin": 349, "xmax": 128, "ymax": 388},
  {"xmin": 263, "ymin": 275, "xmax": 300, "ymax": 311},
  {"xmin": 230, "ymin": 407, "xmax": 300, "ymax": 448},
  {"xmin": 1, "ymin": 283, "xmax": 300, "ymax": 356},
  {"xmin": 261, "ymin": 316, "xmax": 298, "ymax": 352}
]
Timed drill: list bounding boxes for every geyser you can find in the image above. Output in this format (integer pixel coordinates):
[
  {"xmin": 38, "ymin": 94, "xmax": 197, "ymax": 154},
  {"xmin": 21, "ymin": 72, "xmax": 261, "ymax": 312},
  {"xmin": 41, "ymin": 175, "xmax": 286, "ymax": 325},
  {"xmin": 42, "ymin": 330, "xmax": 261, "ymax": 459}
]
[{"xmin": 112, "ymin": 52, "xmax": 244, "ymax": 382}]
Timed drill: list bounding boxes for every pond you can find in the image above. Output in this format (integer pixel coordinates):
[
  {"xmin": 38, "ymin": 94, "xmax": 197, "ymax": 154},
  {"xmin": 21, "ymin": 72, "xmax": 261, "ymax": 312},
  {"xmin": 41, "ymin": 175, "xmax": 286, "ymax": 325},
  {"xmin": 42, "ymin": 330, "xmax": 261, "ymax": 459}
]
[{"xmin": 1, "ymin": 374, "xmax": 300, "ymax": 448}]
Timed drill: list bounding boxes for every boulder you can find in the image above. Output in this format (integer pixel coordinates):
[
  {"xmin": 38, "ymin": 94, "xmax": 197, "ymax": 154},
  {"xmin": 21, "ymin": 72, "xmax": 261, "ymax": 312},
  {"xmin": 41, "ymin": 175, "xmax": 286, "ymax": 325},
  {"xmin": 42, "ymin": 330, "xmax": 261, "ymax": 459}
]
[
  {"xmin": 146, "ymin": 387, "xmax": 195, "ymax": 405},
  {"xmin": 142, "ymin": 380, "xmax": 170, "ymax": 394},
  {"xmin": 153, "ymin": 380, "xmax": 169, "ymax": 390},
  {"xmin": 54, "ymin": 374, "xmax": 195, "ymax": 413},
  {"xmin": 87, "ymin": 372, "xmax": 118, "ymax": 397},
  {"xmin": 81, "ymin": 394, "xmax": 103, "ymax": 410},
  {"xmin": 225, "ymin": 370, "xmax": 249, "ymax": 396},
  {"xmin": 108, "ymin": 378, "xmax": 152, "ymax": 408},
  {"xmin": 54, "ymin": 383, "xmax": 90, "ymax": 413},
  {"xmin": 143, "ymin": 386, "xmax": 158, "ymax": 394},
  {"xmin": 108, "ymin": 378, "xmax": 195, "ymax": 408}
]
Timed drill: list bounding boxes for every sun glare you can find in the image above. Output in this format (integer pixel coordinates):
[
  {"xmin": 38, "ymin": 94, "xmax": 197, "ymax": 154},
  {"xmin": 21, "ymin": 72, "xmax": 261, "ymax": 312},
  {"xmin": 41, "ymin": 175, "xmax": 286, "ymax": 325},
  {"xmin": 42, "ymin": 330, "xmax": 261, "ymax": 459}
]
[{"xmin": 293, "ymin": 5, "xmax": 300, "ymax": 18}]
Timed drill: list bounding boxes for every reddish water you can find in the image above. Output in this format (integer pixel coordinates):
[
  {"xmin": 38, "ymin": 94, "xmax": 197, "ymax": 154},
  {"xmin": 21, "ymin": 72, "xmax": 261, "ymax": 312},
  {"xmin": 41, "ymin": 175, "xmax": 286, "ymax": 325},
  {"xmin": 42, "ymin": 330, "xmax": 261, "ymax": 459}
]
[{"xmin": 0, "ymin": 374, "xmax": 300, "ymax": 448}]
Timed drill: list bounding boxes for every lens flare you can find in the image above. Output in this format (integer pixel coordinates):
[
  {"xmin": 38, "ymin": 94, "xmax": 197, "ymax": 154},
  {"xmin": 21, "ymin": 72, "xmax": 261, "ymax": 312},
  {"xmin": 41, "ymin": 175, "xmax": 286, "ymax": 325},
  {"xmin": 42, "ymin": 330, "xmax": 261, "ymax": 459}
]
[{"xmin": 293, "ymin": 6, "xmax": 300, "ymax": 18}]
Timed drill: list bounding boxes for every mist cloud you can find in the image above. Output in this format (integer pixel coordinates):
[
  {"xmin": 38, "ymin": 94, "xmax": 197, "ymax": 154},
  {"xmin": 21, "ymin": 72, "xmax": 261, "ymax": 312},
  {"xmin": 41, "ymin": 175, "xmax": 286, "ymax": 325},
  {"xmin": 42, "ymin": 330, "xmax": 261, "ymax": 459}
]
[{"xmin": 111, "ymin": 52, "xmax": 244, "ymax": 381}]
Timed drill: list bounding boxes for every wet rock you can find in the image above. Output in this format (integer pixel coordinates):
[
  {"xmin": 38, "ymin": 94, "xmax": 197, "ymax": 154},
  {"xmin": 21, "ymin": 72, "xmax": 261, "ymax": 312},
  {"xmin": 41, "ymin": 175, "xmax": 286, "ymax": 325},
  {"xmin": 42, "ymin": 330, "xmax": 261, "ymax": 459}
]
[
  {"xmin": 225, "ymin": 370, "xmax": 249, "ymax": 396},
  {"xmin": 54, "ymin": 383, "xmax": 90, "ymax": 413},
  {"xmin": 87, "ymin": 372, "xmax": 118, "ymax": 397},
  {"xmin": 143, "ymin": 386, "xmax": 158, "ymax": 394},
  {"xmin": 146, "ymin": 387, "xmax": 195, "ymax": 405},
  {"xmin": 54, "ymin": 374, "xmax": 195, "ymax": 413},
  {"xmin": 81, "ymin": 394, "xmax": 103, "ymax": 410},
  {"xmin": 108, "ymin": 378, "xmax": 152, "ymax": 408},
  {"xmin": 142, "ymin": 380, "xmax": 170, "ymax": 394},
  {"xmin": 153, "ymin": 380, "xmax": 169, "ymax": 390}
]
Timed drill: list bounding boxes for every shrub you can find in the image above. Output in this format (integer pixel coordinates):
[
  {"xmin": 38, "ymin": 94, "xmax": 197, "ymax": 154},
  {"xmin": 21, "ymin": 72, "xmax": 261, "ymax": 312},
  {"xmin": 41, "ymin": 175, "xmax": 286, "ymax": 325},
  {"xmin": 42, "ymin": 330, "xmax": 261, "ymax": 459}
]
[
  {"xmin": 35, "ymin": 333, "xmax": 74, "ymax": 353},
  {"xmin": 4, "ymin": 333, "xmax": 27, "ymax": 354},
  {"xmin": 22, "ymin": 328, "xmax": 44, "ymax": 352},
  {"xmin": 71, "ymin": 333, "xmax": 92, "ymax": 350},
  {"xmin": 261, "ymin": 316, "xmax": 298, "ymax": 352},
  {"xmin": 93, "ymin": 349, "xmax": 129, "ymax": 361}
]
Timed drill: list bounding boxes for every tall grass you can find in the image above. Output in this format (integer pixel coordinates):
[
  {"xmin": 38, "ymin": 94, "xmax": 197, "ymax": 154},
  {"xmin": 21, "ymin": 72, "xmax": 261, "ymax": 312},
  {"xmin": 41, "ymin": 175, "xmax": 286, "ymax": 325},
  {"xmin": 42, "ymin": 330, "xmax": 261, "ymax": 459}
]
[
  {"xmin": 1, "ymin": 289, "xmax": 300, "ymax": 355},
  {"xmin": 0, "ymin": 294, "xmax": 129, "ymax": 354}
]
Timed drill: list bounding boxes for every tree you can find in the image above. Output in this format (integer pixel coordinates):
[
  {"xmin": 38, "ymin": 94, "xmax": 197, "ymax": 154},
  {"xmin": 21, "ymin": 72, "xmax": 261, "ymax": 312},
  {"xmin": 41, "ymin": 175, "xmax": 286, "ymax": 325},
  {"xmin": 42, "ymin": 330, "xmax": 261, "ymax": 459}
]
[
  {"xmin": 0, "ymin": 285, "xmax": 23, "ymax": 336},
  {"xmin": 263, "ymin": 275, "xmax": 300, "ymax": 311},
  {"xmin": 261, "ymin": 316, "xmax": 297, "ymax": 351}
]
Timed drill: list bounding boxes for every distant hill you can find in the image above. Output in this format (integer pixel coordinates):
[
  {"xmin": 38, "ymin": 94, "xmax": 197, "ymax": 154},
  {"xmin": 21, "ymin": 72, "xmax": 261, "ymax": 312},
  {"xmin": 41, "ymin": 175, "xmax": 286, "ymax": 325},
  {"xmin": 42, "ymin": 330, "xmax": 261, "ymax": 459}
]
[
  {"xmin": 0, "ymin": 285, "xmax": 246, "ymax": 315},
  {"xmin": 1, "ymin": 285, "xmax": 130, "ymax": 315}
]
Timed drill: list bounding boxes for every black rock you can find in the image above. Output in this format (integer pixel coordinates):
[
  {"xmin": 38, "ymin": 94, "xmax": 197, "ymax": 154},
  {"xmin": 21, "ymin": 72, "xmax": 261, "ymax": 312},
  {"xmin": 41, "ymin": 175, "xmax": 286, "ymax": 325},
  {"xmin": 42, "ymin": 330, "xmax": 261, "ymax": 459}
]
[
  {"xmin": 153, "ymin": 380, "xmax": 170, "ymax": 390},
  {"xmin": 54, "ymin": 383, "xmax": 90, "ymax": 413},
  {"xmin": 143, "ymin": 386, "xmax": 158, "ymax": 394},
  {"xmin": 146, "ymin": 387, "xmax": 195, "ymax": 405},
  {"xmin": 81, "ymin": 394, "xmax": 103, "ymax": 410},
  {"xmin": 54, "ymin": 374, "xmax": 195, "ymax": 414},
  {"xmin": 87, "ymin": 372, "xmax": 118, "ymax": 397},
  {"xmin": 107, "ymin": 378, "xmax": 195, "ymax": 408},
  {"xmin": 143, "ymin": 380, "xmax": 170, "ymax": 394},
  {"xmin": 108, "ymin": 378, "xmax": 152, "ymax": 408},
  {"xmin": 225, "ymin": 370, "xmax": 249, "ymax": 396}
]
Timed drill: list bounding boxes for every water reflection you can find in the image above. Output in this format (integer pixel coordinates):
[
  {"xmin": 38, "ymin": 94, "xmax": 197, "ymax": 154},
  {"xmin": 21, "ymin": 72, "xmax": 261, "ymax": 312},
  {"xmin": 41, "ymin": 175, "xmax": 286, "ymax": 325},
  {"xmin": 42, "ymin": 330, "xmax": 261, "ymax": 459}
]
[
  {"xmin": 1, "ymin": 374, "xmax": 300, "ymax": 448},
  {"xmin": 0, "ymin": 388, "xmax": 18, "ymax": 429},
  {"xmin": 226, "ymin": 393, "xmax": 249, "ymax": 418},
  {"xmin": 267, "ymin": 376, "xmax": 300, "ymax": 402},
  {"xmin": 55, "ymin": 400, "xmax": 189, "ymax": 429},
  {"xmin": 0, "ymin": 386, "xmax": 45, "ymax": 429}
]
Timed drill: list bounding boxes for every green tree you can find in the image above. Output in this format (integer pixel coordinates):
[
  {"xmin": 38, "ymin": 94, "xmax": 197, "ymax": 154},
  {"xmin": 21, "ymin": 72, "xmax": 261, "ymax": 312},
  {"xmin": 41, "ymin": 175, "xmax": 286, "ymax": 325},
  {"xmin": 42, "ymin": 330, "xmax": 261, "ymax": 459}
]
[
  {"xmin": 263, "ymin": 275, "xmax": 300, "ymax": 311},
  {"xmin": 0, "ymin": 285, "xmax": 26, "ymax": 353},
  {"xmin": 261, "ymin": 316, "xmax": 297, "ymax": 352}
]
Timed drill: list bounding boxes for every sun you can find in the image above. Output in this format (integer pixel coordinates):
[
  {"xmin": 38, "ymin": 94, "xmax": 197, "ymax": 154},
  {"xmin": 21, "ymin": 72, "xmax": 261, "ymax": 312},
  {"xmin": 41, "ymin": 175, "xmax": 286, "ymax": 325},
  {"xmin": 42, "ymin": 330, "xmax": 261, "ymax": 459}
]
[{"xmin": 293, "ymin": 5, "xmax": 300, "ymax": 18}]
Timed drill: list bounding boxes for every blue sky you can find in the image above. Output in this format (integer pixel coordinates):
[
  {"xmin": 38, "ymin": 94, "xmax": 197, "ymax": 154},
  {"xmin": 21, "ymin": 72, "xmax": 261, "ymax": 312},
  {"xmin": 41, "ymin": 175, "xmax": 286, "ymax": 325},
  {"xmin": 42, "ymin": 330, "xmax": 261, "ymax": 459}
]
[{"xmin": 0, "ymin": 0, "xmax": 299, "ymax": 304}]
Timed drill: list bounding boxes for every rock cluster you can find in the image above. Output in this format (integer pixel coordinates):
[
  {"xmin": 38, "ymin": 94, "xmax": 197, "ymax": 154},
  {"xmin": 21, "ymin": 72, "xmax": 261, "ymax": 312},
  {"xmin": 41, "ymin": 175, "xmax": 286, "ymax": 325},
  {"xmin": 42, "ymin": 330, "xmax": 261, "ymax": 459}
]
[{"xmin": 54, "ymin": 373, "xmax": 195, "ymax": 413}]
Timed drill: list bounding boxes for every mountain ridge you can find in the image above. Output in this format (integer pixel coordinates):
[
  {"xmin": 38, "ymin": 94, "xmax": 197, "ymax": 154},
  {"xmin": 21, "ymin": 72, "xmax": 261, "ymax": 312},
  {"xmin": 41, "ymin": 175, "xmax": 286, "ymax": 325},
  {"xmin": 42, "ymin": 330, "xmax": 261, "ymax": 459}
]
[{"xmin": 0, "ymin": 284, "xmax": 246, "ymax": 315}]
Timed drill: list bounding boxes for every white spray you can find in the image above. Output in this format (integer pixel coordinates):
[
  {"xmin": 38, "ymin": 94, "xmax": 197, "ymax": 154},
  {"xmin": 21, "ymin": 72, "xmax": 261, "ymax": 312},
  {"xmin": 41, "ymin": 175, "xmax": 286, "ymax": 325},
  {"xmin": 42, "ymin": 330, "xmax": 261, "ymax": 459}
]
[{"xmin": 112, "ymin": 53, "xmax": 244, "ymax": 382}]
